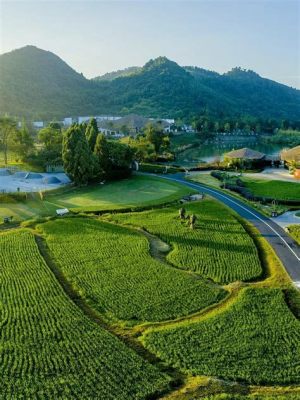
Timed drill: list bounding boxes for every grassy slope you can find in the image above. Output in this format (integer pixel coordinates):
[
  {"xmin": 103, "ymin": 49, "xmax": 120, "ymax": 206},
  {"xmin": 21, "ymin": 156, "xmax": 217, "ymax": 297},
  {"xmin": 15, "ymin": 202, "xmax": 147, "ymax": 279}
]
[
  {"xmin": 287, "ymin": 225, "xmax": 300, "ymax": 245},
  {"xmin": 0, "ymin": 229, "xmax": 169, "ymax": 399},
  {"xmin": 0, "ymin": 175, "xmax": 194, "ymax": 222},
  {"xmin": 105, "ymin": 200, "xmax": 262, "ymax": 284},
  {"xmin": 39, "ymin": 217, "xmax": 226, "ymax": 324},
  {"xmin": 142, "ymin": 287, "xmax": 300, "ymax": 385}
]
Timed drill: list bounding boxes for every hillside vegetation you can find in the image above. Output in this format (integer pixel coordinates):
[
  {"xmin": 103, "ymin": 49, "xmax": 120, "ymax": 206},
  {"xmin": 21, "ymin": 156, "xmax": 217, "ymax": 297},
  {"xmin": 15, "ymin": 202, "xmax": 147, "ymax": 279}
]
[{"xmin": 1, "ymin": 46, "xmax": 299, "ymax": 120}]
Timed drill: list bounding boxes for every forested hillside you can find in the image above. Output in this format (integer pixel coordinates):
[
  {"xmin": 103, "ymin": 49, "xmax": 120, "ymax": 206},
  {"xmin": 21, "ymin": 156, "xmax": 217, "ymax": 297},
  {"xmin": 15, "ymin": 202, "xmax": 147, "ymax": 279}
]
[{"xmin": 0, "ymin": 46, "xmax": 299, "ymax": 120}]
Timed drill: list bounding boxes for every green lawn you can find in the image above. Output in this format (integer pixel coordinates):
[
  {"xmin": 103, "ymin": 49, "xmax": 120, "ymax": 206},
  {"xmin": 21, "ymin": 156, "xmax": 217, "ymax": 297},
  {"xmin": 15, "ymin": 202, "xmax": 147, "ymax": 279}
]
[
  {"xmin": 186, "ymin": 173, "xmax": 221, "ymax": 188},
  {"xmin": 0, "ymin": 175, "xmax": 194, "ymax": 223},
  {"xmin": 242, "ymin": 178, "xmax": 300, "ymax": 202}
]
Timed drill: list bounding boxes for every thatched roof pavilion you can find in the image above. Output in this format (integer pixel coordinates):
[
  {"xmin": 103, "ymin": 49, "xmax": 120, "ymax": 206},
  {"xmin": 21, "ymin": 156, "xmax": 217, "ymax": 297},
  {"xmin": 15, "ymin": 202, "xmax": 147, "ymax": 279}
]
[
  {"xmin": 281, "ymin": 145, "xmax": 300, "ymax": 163},
  {"xmin": 225, "ymin": 148, "xmax": 265, "ymax": 160}
]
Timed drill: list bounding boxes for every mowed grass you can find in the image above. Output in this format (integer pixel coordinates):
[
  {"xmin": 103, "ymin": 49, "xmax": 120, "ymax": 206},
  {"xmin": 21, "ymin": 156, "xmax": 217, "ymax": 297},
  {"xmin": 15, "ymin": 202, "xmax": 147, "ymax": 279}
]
[
  {"xmin": 0, "ymin": 229, "xmax": 169, "ymax": 399},
  {"xmin": 39, "ymin": 218, "xmax": 226, "ymax": 323},
  {"xmin": 242, "ymin": 178, "xmax": 300, "ymax": 201},
  {"xmin": 287, "ymin": 224, "xmax": 300, "ymax": 245},
  {"xmin": 106, "ymin": 200, "xmax": 262, "ymax": 284},
  {"xmin": 0, "ymin": 175, "xmax": 194, "ymax": 222},
  {"xmin": 142, "ymin": 288, "xmax": 300, "ymax": 385}
]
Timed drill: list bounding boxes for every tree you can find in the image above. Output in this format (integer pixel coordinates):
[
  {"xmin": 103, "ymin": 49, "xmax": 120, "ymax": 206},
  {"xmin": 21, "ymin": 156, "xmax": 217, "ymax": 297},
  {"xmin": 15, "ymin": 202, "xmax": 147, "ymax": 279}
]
[
  {"xmin": 62, "ymin": 124, "xmax": 94, "ymax": 185},
  {"xmin": 13, "ymin": 122, "xmax": 34, "ymax": 160},
  {"xmin": 0, "ymin": 116, "xmax": 17, "ymax": 165},
  {"xmin": 106, "ymin": 141, "xmax": 133, "ymax": 179},
  {"xmin": 145, "ymin": 123, "xmax": 168, "ymax": 154},
  {"xmin": 85, "ymin": 118, "xmax": 99, "ymax": 151},
  {"xmin": 38, "ymin": 124, "xmax": 62, "ymax": 153},
  {"xmin": 94, "ymin": 133, "xmax": 111, "ymax": 179}
]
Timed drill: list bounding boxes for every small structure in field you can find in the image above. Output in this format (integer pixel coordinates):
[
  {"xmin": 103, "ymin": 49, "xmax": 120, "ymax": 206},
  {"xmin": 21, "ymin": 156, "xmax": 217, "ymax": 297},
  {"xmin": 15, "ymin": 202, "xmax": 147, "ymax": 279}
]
[
  {"xmin": 180, "ymin": 193, "xmax": 204, "ymax": 203},
  {"xmin": 281, "ymin": 146, "xmax": 300, "ymax": 164},
  {"xmin": 224, "ymin": 147, "xmax": 266, "ymax": 169},
  {"xmin": 56, "ymin": 208, "xmax": 69, "ymax": 216}
]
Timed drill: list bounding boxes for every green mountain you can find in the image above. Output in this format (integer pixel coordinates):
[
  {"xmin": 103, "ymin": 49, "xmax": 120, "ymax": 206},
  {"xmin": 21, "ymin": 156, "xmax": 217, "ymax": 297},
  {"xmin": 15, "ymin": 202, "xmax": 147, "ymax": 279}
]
[
  {"xmin": 0, "ymin": 46, "xmax": 102, "ymax": 119},
  {"xmin": 93, "ymin": 66, "xmax": 141, "ymax": 81},
  {"xmin": 0, "ymin": 46, "xmax": 299, "ymax": 121}
]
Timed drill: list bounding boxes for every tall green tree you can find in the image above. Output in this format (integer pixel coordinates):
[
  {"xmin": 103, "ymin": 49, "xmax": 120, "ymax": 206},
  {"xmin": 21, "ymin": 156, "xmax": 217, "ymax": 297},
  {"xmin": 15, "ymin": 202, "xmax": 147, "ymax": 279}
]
[
  {"xmin": 107, "ymin": 141, "xmax": 133, "ymax": 179},
  {"xmin": 62, "ymin": 124, "xmax": 94, "ymax": 185},
  {"xmin": 94, "ymin": 133, "xmax": 111, "ymax": 179},
  {"xmin": 13, "ymin": 122, "xmax": 34, "ymax": 160},
  {"xmin": 38, "ymin": 124, "xmax": 62, "ymax": 153},
  {"xmin": 85, "ymin": 118, "xmax": 99, "ymax": 151},
  {"xmin": 0, "ymin": 116, "xmax": 17, "ymax": 165},
  {"xmin": 145, "ymin": 124, "xmax": 166, "ymax": 153}
]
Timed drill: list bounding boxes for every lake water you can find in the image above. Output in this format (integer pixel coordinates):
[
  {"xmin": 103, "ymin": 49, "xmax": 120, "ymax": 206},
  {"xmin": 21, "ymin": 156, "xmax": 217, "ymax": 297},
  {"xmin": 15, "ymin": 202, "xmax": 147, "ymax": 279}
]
[{"xmin": 175, "ymin": 139, "xmax": 284, "ymax": 167}]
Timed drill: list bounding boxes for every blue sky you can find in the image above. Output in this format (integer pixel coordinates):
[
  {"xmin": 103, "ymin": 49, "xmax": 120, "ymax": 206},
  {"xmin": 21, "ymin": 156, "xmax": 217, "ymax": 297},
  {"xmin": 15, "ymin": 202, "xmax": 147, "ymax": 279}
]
[{"xmin": 1, "ymin": 0, "xmax": 299, "ymax": 88}]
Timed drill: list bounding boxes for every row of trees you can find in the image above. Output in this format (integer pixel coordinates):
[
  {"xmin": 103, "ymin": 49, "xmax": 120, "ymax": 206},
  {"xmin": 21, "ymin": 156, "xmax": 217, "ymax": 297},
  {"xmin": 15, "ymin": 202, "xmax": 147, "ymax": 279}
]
[
  {"xmin": 122, "ymin": 123, "xmax": 172, "ymax": 162},
  {"xmin": 192, "ymin": 114, "xmax": 300, "ymax": 138},
  {"xmin": 63, "ymin": 120, "xmax": 133, "ymax": 185}
]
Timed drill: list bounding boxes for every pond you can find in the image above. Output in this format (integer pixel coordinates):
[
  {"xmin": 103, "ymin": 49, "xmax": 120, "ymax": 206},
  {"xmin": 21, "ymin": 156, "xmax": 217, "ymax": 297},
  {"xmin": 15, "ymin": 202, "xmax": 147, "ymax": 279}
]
[{"xmin": 174, "ymin": 139, "xmax": 284, "ymax": 167}]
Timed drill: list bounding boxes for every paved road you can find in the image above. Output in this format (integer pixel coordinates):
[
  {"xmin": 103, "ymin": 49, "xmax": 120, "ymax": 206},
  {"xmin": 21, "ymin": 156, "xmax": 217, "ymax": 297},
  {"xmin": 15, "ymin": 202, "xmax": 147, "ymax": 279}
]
[{"xmin": 159, "ymin": 173, "xmax": 300, "ymax": 286}]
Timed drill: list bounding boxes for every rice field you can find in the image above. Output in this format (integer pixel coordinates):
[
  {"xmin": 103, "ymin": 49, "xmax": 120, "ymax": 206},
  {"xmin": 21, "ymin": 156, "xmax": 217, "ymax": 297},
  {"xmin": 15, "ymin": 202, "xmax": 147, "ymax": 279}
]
[
  {"xmin": 0, "ymin": 229, "xmax": 169, "ymax": 398},
  {"xmin": 39, "ymin": 217, "xmax": 226, "ymax": 323},
  {"xmin": 106, "ymin": 200, "xmax": 263, "ymax": 284},
  {"xmin": 142, "ymin": 288, "xmax": 300, "ymax": 385}
]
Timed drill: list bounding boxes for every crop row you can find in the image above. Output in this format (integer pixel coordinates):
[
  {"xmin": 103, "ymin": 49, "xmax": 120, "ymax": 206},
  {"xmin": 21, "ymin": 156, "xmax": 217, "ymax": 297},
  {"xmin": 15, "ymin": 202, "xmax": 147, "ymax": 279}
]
[
  {"xmin": 142, "ymin": 287, "xmax": 300, "ymax": 385},
  {"xmin": 0, "ymin": 230, "xmax": 169, "ymax": 398},
  {"xmin": 39, "ymin": 218, "xmax": 226, "ymax": 323},
  {"xmin": 106, "ymin": 199, "xmax": 262, "ymax": 284}
]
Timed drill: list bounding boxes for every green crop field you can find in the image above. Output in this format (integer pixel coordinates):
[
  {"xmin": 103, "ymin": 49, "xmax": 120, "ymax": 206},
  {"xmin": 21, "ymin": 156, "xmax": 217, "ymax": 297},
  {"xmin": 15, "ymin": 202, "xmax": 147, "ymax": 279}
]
[
  {"xmin": 0, "ymin": 229, "xmax": 169, "ymax": 399},
  {"xmin": 0, "ymin": 175, "xmax": 194, "ymax": 223},
  {"xmin": 288, "ymin": 224, "xmax": 300, "ymax": 244},
  {"xmin": 106, "ymin": 200, "xmax": 262, "ymax": 283},
  {"xmin": 142, "ymin": 288, "xmax": 300, "ymax": 385},
  {"xmin": 242, "ymin": 178, "xmax": 300, "ymax": 202},
  {"xmin": 39, "ymin": 217, "xmax": 226, "ymax": 323}
]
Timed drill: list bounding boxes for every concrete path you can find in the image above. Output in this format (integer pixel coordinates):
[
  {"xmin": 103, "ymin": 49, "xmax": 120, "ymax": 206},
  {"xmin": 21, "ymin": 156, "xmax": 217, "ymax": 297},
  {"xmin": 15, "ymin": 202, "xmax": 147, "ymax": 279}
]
[
  {"xmin": 243, "ymin": 167, "xmax": 300, "ymax": 183},
  {"xmin": 271, "ymin": 211, "xmax": 300, "ymax": 229},
  {"xmin": 187, "ymin": 168, "xmax": 300, "ymax": 183},
  {"xmin": 156, "ymin": 173, "xmax": 300, "ymax": 286}
]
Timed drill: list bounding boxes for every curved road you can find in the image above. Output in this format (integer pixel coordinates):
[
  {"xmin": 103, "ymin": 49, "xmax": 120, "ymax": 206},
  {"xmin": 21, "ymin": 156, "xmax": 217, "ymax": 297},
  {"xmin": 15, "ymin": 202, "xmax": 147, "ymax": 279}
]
[{"xmin": 157, "ymin": 173, "xmax": 300, "ymax": 286}]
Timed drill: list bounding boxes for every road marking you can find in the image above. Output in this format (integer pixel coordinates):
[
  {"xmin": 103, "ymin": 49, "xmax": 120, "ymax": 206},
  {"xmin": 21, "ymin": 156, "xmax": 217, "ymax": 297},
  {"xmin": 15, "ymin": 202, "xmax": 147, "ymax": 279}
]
[{"xmin": 165, "ymin": 176, "xmax": 300, "ymax": 263}]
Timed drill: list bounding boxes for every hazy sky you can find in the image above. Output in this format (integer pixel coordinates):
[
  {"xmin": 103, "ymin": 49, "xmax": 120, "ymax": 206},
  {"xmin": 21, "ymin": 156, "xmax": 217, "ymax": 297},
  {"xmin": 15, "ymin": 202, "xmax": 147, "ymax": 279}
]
[{"xmin": 1, "ymin": 0, "xmax": 299, "ymax": 88}]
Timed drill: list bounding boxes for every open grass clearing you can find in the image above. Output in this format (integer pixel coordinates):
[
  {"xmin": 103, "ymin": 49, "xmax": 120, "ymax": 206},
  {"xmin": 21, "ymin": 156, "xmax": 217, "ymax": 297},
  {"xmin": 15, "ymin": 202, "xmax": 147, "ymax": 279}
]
[
  {"xmin": 242, "ymin": 177, "xmax": 300, "ymax": 202},
  {"xmin": 0, "ymin": 174, "xmax": 194, "ymax": 223}
]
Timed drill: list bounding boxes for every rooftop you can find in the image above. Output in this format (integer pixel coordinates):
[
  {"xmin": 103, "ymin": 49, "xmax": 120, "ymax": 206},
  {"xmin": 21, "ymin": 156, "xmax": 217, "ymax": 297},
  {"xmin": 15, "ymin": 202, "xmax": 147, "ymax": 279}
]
[{"xmin": 225, "ymin": 147, "xmax": 265, "ymax": 160}]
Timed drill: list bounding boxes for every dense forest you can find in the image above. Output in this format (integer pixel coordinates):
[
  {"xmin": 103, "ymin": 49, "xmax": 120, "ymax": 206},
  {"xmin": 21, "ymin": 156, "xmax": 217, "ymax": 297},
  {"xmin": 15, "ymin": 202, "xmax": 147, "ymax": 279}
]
[{"xmin": 0, "ymin": 46, "xmax": 299, "ymax": 121}]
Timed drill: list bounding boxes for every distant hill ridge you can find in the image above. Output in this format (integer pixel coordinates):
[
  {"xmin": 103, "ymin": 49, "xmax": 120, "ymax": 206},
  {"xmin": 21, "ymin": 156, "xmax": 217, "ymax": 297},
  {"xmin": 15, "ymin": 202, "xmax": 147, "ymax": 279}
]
[{"xmin": 0, "ymin": 45, "xmax": 299, "ymax": 120}]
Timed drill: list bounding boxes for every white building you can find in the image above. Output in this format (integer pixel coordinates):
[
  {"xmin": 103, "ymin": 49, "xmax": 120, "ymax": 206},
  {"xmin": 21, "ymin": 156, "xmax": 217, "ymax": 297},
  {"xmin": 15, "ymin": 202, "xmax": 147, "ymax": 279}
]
[
  {"xmin": 33, "ymin": 121, "xmax": 44, "ymax": 129},
  {"xmin": 96, "ymin": 115, "xmax": 122, "ymax": 122},
  {"xmin": 63, "ymin": 117, "xmax": 73, "ymax": 126}
]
